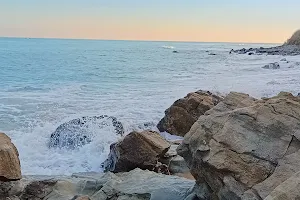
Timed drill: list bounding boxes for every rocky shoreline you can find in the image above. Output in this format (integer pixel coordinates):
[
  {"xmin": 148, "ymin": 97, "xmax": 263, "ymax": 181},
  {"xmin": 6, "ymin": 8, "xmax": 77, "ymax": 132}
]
[
  {"xmin": 230, "ymin": 44, "xmax": 300, "ymax": 56},
  {"xmin": 2, "ymin": 90, "xmax": 300, "ymax": 200}
]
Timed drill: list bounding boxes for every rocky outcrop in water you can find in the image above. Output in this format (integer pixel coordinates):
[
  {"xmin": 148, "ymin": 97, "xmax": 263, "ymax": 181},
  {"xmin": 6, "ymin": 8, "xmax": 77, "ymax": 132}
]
[
  {"xmin": 262, "ymin": 62, "xmax": 280, "ymax": 69},
  {"xmin": 103, "ymin": 130, "xmax": 171, "ymax": 173},
  {"xmin": 1, "ymin": 168, "xmax": 197, "ymax": 200},
  {"xmin": 231, "ymin": 45, "xmax": 300, "ymax": 56},
  {"xmin": 0, "ymin": 133, "xmax": 21, "ymax": 182},
  {"xmin": 178, "ymin": 91, "xmax": 300, "ymax": 199},
  {"xmin": 49, "ymin": 116, "xmax": 124, "ymax": 149},
  {"xmin": 157, "ymin": 90, "xmax": 223, "ymax": 136}
]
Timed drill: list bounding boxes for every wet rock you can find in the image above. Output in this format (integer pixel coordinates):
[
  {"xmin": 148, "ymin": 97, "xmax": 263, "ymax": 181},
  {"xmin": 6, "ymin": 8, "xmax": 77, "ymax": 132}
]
[
  {"xmin": 178, "ymin": 91, "xmax": 300, "ymax": 199},
  {"xmin": 231, "ymin": 45, "xmax": 300, "ymax": 56},
  {"xmin": 208, "ymin": 53, "xmax": 216, "ymax": 55},
  {"xmin": 49, "ymin": 115, "xmax": 124, "ymax": 149},
  {"xmin": 2, "ymin": 169, "xmax": 197, "ymax": 200},
  {"xmin": 262, "ymin": 62, "xmax": 280, "ymax": 69},
  {"xmin": 280, "ymin": 58, "xmax": 287, "ymax": 61},
  {"xmin": 0, "ymin": 133, "xmax": 22, "ymax": 181},
  {"xmin": 19, "ymin": 180, "xmax": 57, "ymax": 200},
  {"xmin": 157, "ymin": 90, "xmax": 223, "ymax": 136},
  {"xmin": 103, "ymin": 131, "xmax": 170, "ymax": 173}
]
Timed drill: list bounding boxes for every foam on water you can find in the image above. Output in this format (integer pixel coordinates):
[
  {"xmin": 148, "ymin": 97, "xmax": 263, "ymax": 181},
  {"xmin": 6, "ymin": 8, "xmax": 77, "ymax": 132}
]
[{"xmin": 1, "ymin": 38, "xmax": 300, "ymax": 175}]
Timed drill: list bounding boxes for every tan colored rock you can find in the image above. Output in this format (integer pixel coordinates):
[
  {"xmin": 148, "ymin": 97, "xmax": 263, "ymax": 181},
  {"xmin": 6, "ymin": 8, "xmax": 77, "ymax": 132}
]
[
  {"xmin": 0, "ymin": 133, "xmax": 21, "ymax": 181},
  {"xmin": 178, "ymin": 92, "xmax": 300, "ymax": 199},
  {"xmin": 157, "ymin": 90, "xmax": 223, "ymax": 136},
  {"xmin": 103, "ymin": 131, "xmax": 170, "ymax": 173}
]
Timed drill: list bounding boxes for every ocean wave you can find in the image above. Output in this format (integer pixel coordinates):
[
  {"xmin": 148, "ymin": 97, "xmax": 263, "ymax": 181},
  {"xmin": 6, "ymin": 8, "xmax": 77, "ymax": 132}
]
[
  {"xmin": 7, "ymin": 86, "xmax": 47, "ymax": 92},
  {"xmin": 162, "ymin": 45, "xmax": 175, "ymax": 49}
]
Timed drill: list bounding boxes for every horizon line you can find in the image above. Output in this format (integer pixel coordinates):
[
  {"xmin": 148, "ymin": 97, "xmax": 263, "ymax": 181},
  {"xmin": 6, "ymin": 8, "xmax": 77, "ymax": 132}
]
[{"xmin": 0, "ymin": 36, "xmax": 282, "ymax": 45}]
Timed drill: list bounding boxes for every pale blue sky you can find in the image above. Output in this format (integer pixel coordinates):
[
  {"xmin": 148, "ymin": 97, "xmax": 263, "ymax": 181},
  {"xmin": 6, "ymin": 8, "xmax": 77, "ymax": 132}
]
[{"xmin": 0, "ymin": 0, "xmax": 299, "ymax": 42}]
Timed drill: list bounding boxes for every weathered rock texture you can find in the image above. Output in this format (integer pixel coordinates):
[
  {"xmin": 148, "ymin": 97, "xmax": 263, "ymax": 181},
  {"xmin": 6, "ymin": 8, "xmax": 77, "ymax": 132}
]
[
  {"xmin": 157, "ymin": 90, "xmax": 223, "ymax": 136},
  {"xmin": 103, "ymin": 131, "xmax": 171, "ymax": 173},
  {"xmin": 0, "ymin": 168, "xmax": 196, "ymax": 200},
  {"xmin": 0, "ymin": 133, "xmax": 22, "ymax": 182},
  {"xmin": 178, "ymin": 91, "xmax": 300, "ymax": 199},
  {"xmin": 265, "ymin": 171, "xmax": 300, "ymax": 200}
]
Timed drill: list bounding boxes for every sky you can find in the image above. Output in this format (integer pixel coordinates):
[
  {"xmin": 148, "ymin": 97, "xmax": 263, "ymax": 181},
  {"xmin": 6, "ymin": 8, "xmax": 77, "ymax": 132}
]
[{"xmin": 0, "ymin": 0, "xmax": 299, "ymax": 43}]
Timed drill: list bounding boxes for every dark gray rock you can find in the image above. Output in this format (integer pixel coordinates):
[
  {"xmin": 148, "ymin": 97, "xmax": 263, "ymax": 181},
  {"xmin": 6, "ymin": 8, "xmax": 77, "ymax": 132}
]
[
  {"xmin": 262, "ymin": 62, "xmax": 280, "ymax": 69},
  {"xmin": 0, "ymin": 169, "xmax": 198, "ymax": 200},
  {"xmin": 49, "ymin": 116, "xmax": 124, "ymax": 149},
  {"xmin": 231, "ymin": 45, "xmax": 300, "ymax": 56},
  {"xmin": 280, "ymin": 58, "xmax": 287, "ymax": 62}
]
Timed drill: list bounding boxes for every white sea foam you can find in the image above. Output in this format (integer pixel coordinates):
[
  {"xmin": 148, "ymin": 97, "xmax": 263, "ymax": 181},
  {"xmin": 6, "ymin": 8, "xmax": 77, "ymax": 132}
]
[{"xmin": 162, "ymin": 45, "xmax": 175, "ymax": 49}]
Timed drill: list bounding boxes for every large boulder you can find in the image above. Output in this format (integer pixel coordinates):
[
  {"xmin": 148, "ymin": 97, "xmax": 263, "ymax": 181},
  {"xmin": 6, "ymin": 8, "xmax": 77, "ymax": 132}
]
[
  {"xmin": 178, "ymin": 92, "xmax": 300, "ymax": 199},
  {"xmin": 49, "ymin": 115, "xmax": 124, "ymax": 149},
  {"xmin": 1, "ymin": 169, "xmax": 197, "ymax": 200},
  {"xmin": 103, "ymin": 131, "xmax": 170, "ymax": 173},
  {"xmin": 157, "ymin": 90, "xmax": 223, "ymax": 136},
  {"xmin": 0, "ymin": 133, "xmax": 22, "ymax": 181}
]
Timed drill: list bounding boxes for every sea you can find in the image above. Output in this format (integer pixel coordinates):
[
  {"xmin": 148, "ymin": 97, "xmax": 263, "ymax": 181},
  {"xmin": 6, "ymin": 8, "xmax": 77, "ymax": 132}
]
[{"xmin": 1, "ymin": 37, "xmax": 300, "ymax": 175}]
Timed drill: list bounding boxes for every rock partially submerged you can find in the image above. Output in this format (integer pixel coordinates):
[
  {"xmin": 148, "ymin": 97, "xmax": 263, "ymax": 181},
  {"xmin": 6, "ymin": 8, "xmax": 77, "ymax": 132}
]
[
  {"xmin": 262, "ymin": 62, "xmax": 280, "ymax": 69},
  {"xmin": 0, "ymin": 133, "xmax": 22, "ymax": 181},
  {"xmin": 1, "ymin": 168, "xmax": 197, "ymax": 200},
  {"xmin": 49, "ymin": 116, "xmax": 124, "ymax": 149},
  {"xmin": 157, "ymin": 90, "xmax": 223, "ymax": 136},
  {"xmin": 231, "ymin": 45, "xmax": 300, "ymax": 56},
  {"xmin": 178, "ymin": 91, "xmax": 300, "ymax": 199},
  {"xmin": 103, "ymin": 131, "xmax": 170, "ymax": 173}
]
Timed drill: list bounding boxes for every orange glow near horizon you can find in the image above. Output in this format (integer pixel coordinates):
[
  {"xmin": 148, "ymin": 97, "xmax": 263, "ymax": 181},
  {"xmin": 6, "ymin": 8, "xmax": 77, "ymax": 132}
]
[
  {"xmin": 1, "ymin": 1, "xmax": 299, "ymax": 43},
  {"xmin": 1, "ymin": 19, "xmax": 295, "ymax": 44}
]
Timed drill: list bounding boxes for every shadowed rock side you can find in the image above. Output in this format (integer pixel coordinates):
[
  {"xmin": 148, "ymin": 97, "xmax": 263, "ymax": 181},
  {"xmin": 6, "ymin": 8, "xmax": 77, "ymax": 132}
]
[
  {"xmin": 49, "ymin": 115, "xmax": 124, "ymax": 149},
  {"xmin": 0, "ymin": 169, "xmax": 197, "ymax": 200},
  {"xmin": 178, "ymin": 91, "xmax": 300, "ymax": 199},
  {"xmin": 103, "ymin": 131, "xmax": 171, "ymax": 173},
  {"xmin": 0, "ymin": 133, "xmax": 22, "ymax": 182},
  {"xmin": 157, "ymin": 90, "xmax": 223, "ymax": 137}
]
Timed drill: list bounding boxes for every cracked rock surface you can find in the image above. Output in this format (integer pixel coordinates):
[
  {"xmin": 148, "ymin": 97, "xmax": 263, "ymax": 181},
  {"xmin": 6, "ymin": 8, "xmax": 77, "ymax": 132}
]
[
  {"xmin": 0, "ymin": 168, "xmax": 196, "ymax": 200},
  {"xmin": 178, "ymin": 91, "xmax": 300, "ymax": 199}
]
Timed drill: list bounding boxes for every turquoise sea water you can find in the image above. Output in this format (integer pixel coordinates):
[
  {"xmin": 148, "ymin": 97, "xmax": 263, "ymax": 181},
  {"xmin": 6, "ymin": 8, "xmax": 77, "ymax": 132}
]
[{"xmin": 1, "ymin": 38, "xmax": 299, "ymax": 175}]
